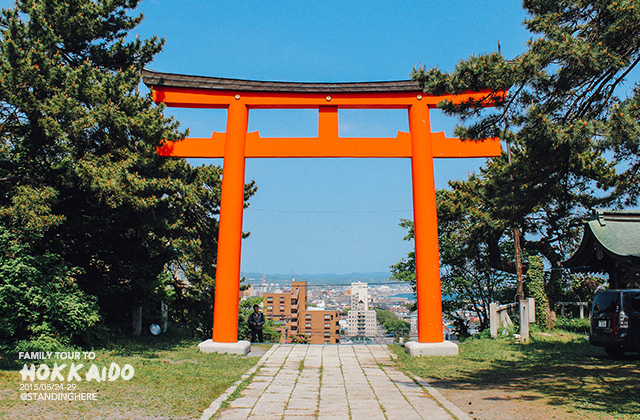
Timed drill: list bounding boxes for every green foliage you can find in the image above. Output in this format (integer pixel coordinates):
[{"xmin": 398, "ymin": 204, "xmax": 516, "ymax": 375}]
[
  {"xmin": 565, "ymin": 273, "xmax": 605, "ymax": 303},
  {"xmin": 468, "ymin": 328, "xmax": 492, "ymax": 340},
  {"xmin": 389, "ymin": 220, "xmax": 416, "ymax": 286},
  {"xmin": 554, "ymin": 316, "xmax": 590, "ymax": 334},
  {"xmin": 260, "ymin": 320, "xmax": 280, "ymax": 343},
  {"xmin": 0, "ymin": 224, "xmax": 100, "ymax": 347},
  {"xmin": 607, "ymin": 90, "xmax": 640, "ymax": 205},
  {"xmin": 9, "ymin": 337, "xmax": 78, "ymax": 365},
  {"xmin": 525, "ymin": 256, "xmax": 552, "ymax": 329},
  {"xmin": 374, "ymin": 309, "xmax": 409, "ymax": 337},
  {"xmin": 0, "ymin": 0, "xmax": 255, "ymax": 343},
  {"xmin": 289, "ymin": 334, "xmax": 309, "ymax": 344},
  {"xmin": 408, "ymin": 1, "xmax": 640, "ymax": 312}
]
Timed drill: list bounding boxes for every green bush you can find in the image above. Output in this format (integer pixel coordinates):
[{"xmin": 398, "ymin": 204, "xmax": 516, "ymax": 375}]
[
  {"xmin": 289, "ymin": 334, "xmax": 309, "ymax": 344},
  {"xmin": 470, "ymin": 328, "xmax": 492, "ymax": 340},
  {"xmin": 375, "ymin": 309, "xmax": 410, "ymax": 337},
  {"xmin": 0, "ymin": 226, "xmax": 101, "ymax": 347},
  {"xmin": 1, "ymin": 336, "xmax": 79, "ymax": 368},
  {"xmin": 555, "ymin": 316, "xmax": 590, "ymax": 334}
]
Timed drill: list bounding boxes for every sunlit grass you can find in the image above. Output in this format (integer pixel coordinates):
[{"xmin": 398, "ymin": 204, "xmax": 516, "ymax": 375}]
[{"xmin": 0, "ymin": 336, "xmax": 268, "ymax": 419}]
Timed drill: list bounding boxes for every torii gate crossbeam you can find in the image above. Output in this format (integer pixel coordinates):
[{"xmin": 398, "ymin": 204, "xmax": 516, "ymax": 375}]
[{"xmin": 143, "ymin": 69, "xmax": 503, "ymax": 356}]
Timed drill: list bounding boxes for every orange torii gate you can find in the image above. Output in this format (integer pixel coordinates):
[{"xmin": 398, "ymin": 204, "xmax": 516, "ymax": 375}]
[{"xmin": 142, "ymin": 69, "xmax": 503, "ymax": 356}]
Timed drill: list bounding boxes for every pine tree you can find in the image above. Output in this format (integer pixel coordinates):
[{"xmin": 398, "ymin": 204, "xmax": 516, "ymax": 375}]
[
  {"xmin": 406, "ymin": 1, "xmax": 640, "ymax": 316},
  {"xmin": 0, "ymin": 0, "xmax": 253, "ymax": 343}
]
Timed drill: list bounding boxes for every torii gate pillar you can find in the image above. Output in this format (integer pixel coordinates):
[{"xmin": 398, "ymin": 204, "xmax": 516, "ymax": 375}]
[
  {"xmin": 409, "ymin": 101, "xmax": 443, "ymax": 342},
  {"xmin": 210, "ymin": 102, "xmax": 248, "ymax": 344},
  {"xmin": 143, "ymin": 69, "xmax": 503, "ymax": 356}
]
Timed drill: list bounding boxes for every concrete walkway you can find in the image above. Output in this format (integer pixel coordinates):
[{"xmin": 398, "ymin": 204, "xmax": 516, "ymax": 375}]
[{"xmin": 202, "ymin": 344, "xmax": 472, "ymax": 420}]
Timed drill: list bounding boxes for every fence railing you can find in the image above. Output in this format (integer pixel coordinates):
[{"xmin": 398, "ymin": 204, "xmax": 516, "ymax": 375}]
[
  {"xmin": 556, "ymin": 301, "xmax": 589, "ymax": 319},
  {"xmin": 490, "ymin": 298, "xmax": 535, "ymax": 339}
]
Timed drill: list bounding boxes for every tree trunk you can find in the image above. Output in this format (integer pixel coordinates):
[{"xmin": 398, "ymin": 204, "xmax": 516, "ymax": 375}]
[{"xmin": 132, "ymin": 306, "xmax": 142, "ymax": 336}]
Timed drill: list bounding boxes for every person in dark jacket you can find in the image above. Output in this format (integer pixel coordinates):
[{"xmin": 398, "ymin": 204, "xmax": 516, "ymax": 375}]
[{"xmin": 248, "ymin": 304, "xmax": 265, "ymax": 343}]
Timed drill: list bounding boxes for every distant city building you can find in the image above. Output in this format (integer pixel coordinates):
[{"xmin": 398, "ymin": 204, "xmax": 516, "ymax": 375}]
[
  {"xmin": 346, "ymin": 309, "xmax": 377, "ymax": 338},
  {"xmin": 300, "ymin": 309, "xmax": 340, "ymax": 344},
  {"xmin": 263, "ymin": 280, "xmax": 339, "ymax": 344},
  {"xmin": 347, "ymin": 282, "xmax": 377, "ymax": 339},
  {"xmin": 350, "ymin": 281, "xmax": 370, "ymax": 310},
  {"xmin": 240, "ymin": 284, "xmax": 255, "ymax": 298}
]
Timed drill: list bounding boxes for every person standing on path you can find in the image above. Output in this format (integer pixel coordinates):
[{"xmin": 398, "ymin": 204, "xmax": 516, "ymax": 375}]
[{"xmin": 248, "ymin": 304, "xmax": 265, "ymax": 343}]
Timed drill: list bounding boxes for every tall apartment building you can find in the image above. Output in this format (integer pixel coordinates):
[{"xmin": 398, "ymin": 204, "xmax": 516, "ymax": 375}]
[
  {"xmin": 350, "ymin": 281, "xmax": 370, "ymax": 310},
  {"xmin": 347, "ymin": 282, "xmax": 378, "ymax": 339},
  {"xmin": 263, "ymin": 280, "xmax": 339, "ymax": 344},
  {"xmin": 264, "ymin": 280, "xmax": 306, "ymax": 326}
]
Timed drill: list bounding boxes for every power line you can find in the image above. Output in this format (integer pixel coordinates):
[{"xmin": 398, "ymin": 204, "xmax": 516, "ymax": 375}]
[
  {"xmin": 245, "ymin": 280, "xmax": 414, "ymax": 287},
  {"xmin": 245, "ymin": 208, "xmax": 413, "ymax": 215}
]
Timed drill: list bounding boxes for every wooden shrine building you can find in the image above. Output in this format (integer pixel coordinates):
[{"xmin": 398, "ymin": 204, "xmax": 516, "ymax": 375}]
[{"xmin": 563, "ymin": 210, "xmax": 640, "ymax": 289}]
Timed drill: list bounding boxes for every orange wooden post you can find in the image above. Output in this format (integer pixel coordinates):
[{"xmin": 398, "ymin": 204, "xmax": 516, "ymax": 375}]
[
  {"xmin": 211, "ymin": 101, "xmax": 248, "ymax": 343},
  {"xmin": 409, "ymin": 101, "xmax": 443, "ymax": 343}
]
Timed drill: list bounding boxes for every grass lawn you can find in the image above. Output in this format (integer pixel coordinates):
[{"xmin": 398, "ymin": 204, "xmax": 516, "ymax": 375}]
[
  {"xmin": 392, "ymin": 331, "xmax": 640, "ymax": 420},
  {"xmin": 0, "ymin": 336, "xmax": 268, "ymax": 419}
]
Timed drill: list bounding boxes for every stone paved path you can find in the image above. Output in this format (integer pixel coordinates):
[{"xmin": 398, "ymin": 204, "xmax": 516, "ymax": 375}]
[{"xmin": 204, "ymin": 344, "xmax": 471, "ymax": 420}]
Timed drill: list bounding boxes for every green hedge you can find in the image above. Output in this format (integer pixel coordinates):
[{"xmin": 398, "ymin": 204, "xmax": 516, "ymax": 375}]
[{"xmin": 554, "ymin": 316, "xmax": 590, "ymax": 334}]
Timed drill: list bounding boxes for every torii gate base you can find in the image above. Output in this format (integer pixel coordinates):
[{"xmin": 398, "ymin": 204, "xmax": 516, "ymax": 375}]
[
  {"xmin": 143, "ymin": 70, "xmax": 502, "ymax": 357},
  {"xmin": 405, "ymin": 341, "xmax": 458, "ymax": 357},
  {"xmin": 198, "ymin": 339, "xmax": 251, "ymax": 355}
]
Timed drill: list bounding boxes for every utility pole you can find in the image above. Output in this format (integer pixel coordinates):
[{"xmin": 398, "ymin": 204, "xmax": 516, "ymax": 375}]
[
  {"xmin": 505, "ymin": 138, "xmax": 525, "ymax": 301},
  {"xmin": 498, "ymin": 40, "xmax": 524, "ymax": 301},
  {"xmin": 499, "ymin": 40, "xmax": 527, "ymax": 340}
]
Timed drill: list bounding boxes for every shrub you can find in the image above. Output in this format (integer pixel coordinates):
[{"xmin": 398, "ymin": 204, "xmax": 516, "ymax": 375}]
[
  {"xmin": 0, "ymin": 226, "xmax": 101, "ymax": 347},
  {"xmin": 1, "ymin": 336, "xmax": 79, "ymax": 368},
  {"xmin": 554, "ymin": 316, "xmax": 590, "ymax": 334},
  {"xmin": 289, "ymin": 334, "xmax": 309, "ymax": 344}
]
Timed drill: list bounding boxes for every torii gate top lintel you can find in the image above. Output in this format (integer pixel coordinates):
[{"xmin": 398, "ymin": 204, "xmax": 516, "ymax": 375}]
[
  {"xmin": 142, "ymin": 69, "xmax": 503, "ymax": 159},
  {"xmin": 144, "ymin": 68, "xmax": 503, "ymax": 347},
  {"xmin": 142, "ymin": 68, "xmax": 495, "ymax": 102}
]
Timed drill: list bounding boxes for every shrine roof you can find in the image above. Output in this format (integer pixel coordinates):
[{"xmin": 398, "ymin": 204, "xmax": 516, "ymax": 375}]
[
  {"xmin": 141, "ymin": 69, "xmax": 423, "ymax": 93},
  {"xmin": 563, "ymin": 210, "xmax": 640, "ymax": 272}
]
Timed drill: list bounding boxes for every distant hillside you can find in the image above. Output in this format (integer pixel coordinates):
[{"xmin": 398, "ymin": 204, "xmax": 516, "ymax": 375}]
[{"xmin": 241, "ymin": 271, "xmax": 394, "ymax": 285}]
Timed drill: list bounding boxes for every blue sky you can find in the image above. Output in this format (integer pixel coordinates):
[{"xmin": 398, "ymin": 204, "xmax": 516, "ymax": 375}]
[
  {"xmin": 134, "ymin": 1, "xmax": 532, "ymax": 276},
  {"xmin": 4, "ymin": 0, "xmax": 533, "ymax": 275}
]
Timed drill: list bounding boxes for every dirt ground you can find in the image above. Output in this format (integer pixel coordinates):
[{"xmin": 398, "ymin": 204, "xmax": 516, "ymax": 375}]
[
  {"xmin": 430, "ymin": 368, "xmax": 640, "ymax": 420},
  {"xmin": 433, "ymin": 384, "xmax": 591, "ymax": 420}
]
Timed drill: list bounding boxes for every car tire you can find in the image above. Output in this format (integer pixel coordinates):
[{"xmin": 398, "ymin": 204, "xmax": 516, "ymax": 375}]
[{"xmin": 605, "ymin": 345, "xmax": 625, "ymax": 358}]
